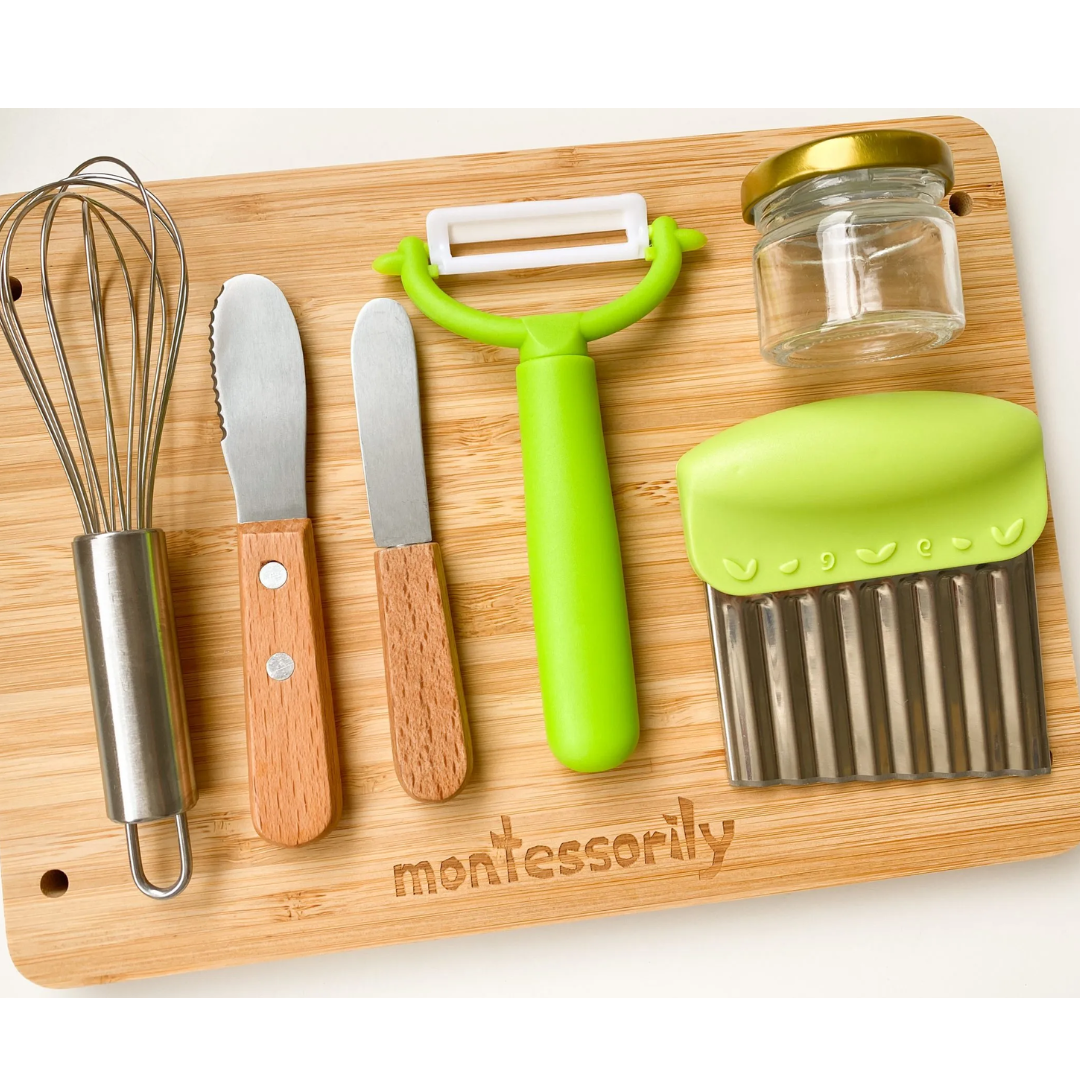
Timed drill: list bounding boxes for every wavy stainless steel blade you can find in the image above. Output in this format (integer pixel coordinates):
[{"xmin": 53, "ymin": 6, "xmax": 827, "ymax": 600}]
[
  {"xmin": 210, "ymin": 274, "xmax": 307, "ymax": 523},
  {"xmin": 350, "ymin": 298, "xmax": 431, "ymax": 548}
]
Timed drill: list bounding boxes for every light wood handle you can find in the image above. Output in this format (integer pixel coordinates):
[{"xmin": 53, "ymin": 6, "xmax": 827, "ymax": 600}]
[
  {"xmin": 375, "ymin": 541, "xmax": 471, "ymax": 802},
  {"xmin": 238, "ymin": 518, "xmax": 342, "ymax": 845}
]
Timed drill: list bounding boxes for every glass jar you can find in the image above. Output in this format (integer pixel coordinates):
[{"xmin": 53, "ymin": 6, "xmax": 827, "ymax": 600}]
[{"xmin": 742, "ymin": 130, "xmax": 965, "ymax": 368}]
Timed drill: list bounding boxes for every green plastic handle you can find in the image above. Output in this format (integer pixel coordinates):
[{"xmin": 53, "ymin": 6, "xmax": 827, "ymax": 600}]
[
  {"xmin": 518, "ymin": 353, "xmax": 638, "ymax": 771},
  {"xmin": 375, "ymin": 214, "xmax": 704, "ymax": 772}
]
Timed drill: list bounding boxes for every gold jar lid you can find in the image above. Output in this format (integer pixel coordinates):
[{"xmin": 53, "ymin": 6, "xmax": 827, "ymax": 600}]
[{"xmin": 740, "ymin": 129, "xmax": 955, "ymax": 224}]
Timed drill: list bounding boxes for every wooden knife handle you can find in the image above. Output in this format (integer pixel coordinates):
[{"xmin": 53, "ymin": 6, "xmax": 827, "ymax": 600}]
[
  {"xmin": 238, "ymin": 518, "xmax": 342, "ymax": 845},
  {"xmin": 375, "ymin": 541, "xmax": 471, "ymax": 802}
]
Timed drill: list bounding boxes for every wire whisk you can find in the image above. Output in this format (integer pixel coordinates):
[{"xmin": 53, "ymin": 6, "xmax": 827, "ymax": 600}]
[
  {"xmin": 0, "ymin": 158, "xmax": 197, "ymax": 899},
  {"xmin": 0, "ymin": 156, "xmax": 188, "ymax": 534}
]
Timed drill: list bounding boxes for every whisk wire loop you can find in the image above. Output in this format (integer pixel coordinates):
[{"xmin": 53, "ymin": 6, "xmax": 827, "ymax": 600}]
[{"xmin": 0, "ymin": 157, "xmax": 188, "ymax": 534}]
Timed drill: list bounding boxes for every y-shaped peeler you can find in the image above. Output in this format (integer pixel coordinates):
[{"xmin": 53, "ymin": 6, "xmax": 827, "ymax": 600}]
[{"xmin": 375, "ymin": 193, "xmax": 705, "ymax": 772}]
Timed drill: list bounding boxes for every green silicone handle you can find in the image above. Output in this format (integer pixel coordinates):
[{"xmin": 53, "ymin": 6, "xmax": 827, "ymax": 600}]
[{"xmin": 517, "ymin": 354, "xmax": 639, "ymax": 772}]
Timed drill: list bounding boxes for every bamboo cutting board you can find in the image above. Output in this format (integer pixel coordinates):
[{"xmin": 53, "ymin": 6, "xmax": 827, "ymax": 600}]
[{"xmin": 2, "ymin": 116, "xmax": 1079, "ymax": 988}]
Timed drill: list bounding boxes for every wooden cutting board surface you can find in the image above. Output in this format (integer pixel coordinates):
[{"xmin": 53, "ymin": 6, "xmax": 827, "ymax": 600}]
[{"xmin": 2, "ymin": 116, "xmax": 1078, "ymax": 988}]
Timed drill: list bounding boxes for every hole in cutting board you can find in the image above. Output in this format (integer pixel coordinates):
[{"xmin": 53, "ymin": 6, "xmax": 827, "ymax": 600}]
[
  {"xmin": 949, "ymin": 191, "xmax": 973, "ymax": 217},
  {"xmin": 451, "ymin": 230, "xmax": 628, "ymax": 260},
  {"xmin": 7, "ymin": 276, "xmax": 21, "ymax": 301},
  {"xmin": 40, "ymin": 869, "xmax": 68, "ymax": 897}
]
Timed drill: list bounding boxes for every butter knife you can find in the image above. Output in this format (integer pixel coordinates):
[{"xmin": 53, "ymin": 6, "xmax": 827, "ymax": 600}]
[
  {"xmin": 211, "ymin": 274, "xmax": 342, "ymax": 845},
  {"xmin": 351, "ymin": 298, "xmax": 471, "ymax": 801}
]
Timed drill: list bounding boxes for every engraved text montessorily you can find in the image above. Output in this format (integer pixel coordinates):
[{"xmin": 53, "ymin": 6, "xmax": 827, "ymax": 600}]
[{"xmin": 393, "ymin": 797, "xmax": 735, "ymax": 897}]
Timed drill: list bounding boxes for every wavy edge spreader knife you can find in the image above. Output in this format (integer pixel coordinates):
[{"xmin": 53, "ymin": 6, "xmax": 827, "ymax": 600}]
[
  {"xmin": 211, "ymin": 274, "xmax": 342, "ymax": 845},
  {"xmin": 351, "ymin": 298, "xmax": 471, "ymax": 802}
]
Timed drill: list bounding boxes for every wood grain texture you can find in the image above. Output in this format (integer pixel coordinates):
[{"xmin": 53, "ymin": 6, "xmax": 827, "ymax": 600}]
[
  {"xmin": 375, "ymin": 542, "xmax": 471, "ymax": 802},
  {"xmin": 238, "ymin": 519, "xmax": 342, "ymax": 846},
  {"xmin": 1, "ymin": 116, "xmax": 1079, "ymax": 988}
]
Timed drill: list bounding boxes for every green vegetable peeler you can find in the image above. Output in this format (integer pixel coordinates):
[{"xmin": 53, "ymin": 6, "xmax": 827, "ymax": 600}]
[{"xmin": 375, "ymin": 193, "xmax": 705, "ymax": 772}]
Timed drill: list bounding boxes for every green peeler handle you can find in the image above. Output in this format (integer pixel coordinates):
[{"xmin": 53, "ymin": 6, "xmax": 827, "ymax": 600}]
[{"xmin": 517, "ymin": 353, "xmax": 638, "ymax": 773}]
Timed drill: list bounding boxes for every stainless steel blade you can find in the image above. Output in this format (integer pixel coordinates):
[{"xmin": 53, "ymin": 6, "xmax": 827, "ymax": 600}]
[
  {"xmin": 210, "ymin": 275, "xmax": 307, "ymax": 523},
  {"xmin": 706, "ymin": 552, "xmax": 1050, "ymax": 786},
  {"xmin": 350, "ymin": 298, "xmax": 431, "ymax": 548},
  {"xmin": 758, "ymin": 596, "xmax": 799, "ymax": 781}
]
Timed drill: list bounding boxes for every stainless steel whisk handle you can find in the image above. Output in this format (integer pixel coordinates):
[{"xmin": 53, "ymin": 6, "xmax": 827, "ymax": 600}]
[{"xmin": 72, "ymin": 529, "xmax": 197, "ymax": 899}]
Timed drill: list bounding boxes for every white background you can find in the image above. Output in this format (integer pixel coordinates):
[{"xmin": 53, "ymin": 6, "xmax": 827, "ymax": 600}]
[{"xmin": 1, "ymin": 109, "xmax": 1079, "ymax": 997}]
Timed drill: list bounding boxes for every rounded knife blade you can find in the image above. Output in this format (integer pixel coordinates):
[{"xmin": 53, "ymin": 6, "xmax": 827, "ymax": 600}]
[
  {"xmin": 351, "ymin": 298, "xmax": 432, "ymax": 548},
  {"xmin": 210, "ymin": 274, "xmax": 308, "ymax": 524}
]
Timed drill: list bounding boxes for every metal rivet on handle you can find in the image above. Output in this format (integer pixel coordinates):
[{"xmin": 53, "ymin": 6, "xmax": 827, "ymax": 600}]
[
  {"xmin": 259, "ymin": 561, "xmax": 288, "ymax": 589},
  {"xmin": 266, "ymin": 652, "xmax": 295, "ymax": 681}
]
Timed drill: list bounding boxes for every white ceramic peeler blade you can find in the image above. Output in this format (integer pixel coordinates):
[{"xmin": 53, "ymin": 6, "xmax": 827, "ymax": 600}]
[{"xmin": 426, "ymin": 193, "xmax": 649, "ymax": 276}]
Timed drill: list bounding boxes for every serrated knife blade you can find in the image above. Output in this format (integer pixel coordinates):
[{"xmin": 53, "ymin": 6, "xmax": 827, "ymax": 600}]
[
  {"xmin": 351, "ymin": 297, "xmax": 471, "ymax": 802},
  {"xmin": 209, "ymin": 273, "xmax": 341, "ymax": 846},
  {"xmin": 211, "ymin": 274, "xmax": 307, "ymax": 524}
]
